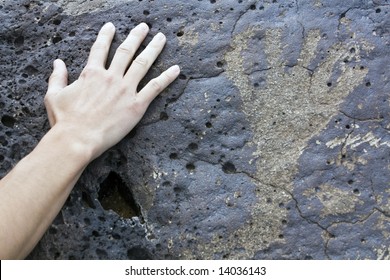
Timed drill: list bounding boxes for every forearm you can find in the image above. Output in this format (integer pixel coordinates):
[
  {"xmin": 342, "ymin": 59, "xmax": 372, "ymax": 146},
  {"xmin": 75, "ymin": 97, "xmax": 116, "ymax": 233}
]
[{"xmin": 0, "ymin": 125, "xmax": 92, "ymax": 259}]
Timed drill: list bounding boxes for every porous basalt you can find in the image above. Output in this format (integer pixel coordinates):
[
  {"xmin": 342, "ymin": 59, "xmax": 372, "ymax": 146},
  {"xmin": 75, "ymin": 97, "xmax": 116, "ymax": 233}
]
[{"xmin": 0, "ymin": 0, "xmax": 389, "ymax": 259}]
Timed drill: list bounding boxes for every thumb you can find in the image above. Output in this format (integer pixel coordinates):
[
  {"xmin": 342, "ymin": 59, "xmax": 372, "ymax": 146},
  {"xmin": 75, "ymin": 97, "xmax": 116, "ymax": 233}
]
[
  {"xmin": 47, "ymin": 59, "xmax": 68, "ymax": 95},
  {"xmin": 45, "ymin": 59, "xmax": 68, "ymax": 127}
]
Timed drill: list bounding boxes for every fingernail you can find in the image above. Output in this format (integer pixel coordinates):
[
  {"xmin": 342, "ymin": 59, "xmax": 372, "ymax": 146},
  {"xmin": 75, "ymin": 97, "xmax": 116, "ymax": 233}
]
[
  {"xmin": 171, "ymin": 65, "xmax": 180, "ymax": 74},
  {"xmin": 155, "ymin": 32, "xmax": 165, "ymax": 41},
  {"xmin": 104, "ymin": 22, "xmax": 115, "ymax": 29},
  {"xmin": 139, "ymin": 22, "xmax": 149, "ymax": 31},
  {"xmin": 53, "ymin": 59, "xmax": 61, "ymax": 68}
]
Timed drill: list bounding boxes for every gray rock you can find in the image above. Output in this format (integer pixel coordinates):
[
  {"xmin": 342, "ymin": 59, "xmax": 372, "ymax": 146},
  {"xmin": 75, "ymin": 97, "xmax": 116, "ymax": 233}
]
[{"xmin": 0, "ymin": 0, "xmax": 389, "ymax": 259}]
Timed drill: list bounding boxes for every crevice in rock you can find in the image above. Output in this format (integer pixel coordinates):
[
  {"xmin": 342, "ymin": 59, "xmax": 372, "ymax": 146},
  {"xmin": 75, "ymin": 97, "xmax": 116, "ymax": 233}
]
[
  {"xmin": 231, "ymin": 4, "xmax": 253, "ymax": 36},
  {"xmin": 339, "ymin": 110, "xmax": 384, "ymax": 122},
  {"xmin": 98, "ymin": 171, "xmax": 142, "ymax": 220}
]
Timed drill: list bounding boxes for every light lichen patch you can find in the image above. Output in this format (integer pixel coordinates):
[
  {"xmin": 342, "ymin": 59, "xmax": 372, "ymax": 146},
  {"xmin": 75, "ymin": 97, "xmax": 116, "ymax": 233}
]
[
  {"xmin": 372, "ymin": 212, "xmax": 390, "ymax": 260},
  {"xmin": 55, "ymin": 0, "xmax": 130, "ymax": 16},
  {"xmin": 177, "ymin": 28, "xmax": 199, "ymax": 48},
  {"xmin": 181, "ymin": 183, "xmax": 290, "ymax": 259},
  {"xmin": 304, "ymin": 184, "xmax": 363, "ymax": 217}
]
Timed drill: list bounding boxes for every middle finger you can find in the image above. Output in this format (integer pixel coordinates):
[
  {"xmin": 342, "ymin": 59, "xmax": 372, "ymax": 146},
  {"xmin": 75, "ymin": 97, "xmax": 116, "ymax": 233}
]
[{"xmin": 109, "ymin": 22, "xmax": 149, "ymax": 74}]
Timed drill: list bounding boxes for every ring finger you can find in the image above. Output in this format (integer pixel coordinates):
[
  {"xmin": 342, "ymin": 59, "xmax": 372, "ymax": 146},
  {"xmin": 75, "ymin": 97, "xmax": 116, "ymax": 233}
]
[{"xmin": 124, "ymin": 32, "xmax": 166, "ymax": 85}]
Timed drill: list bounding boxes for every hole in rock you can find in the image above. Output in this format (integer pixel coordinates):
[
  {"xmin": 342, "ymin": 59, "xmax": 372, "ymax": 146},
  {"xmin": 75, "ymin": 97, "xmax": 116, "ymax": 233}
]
[
  {"xmin": 1, "ymin": 115, "xmax": 16, "ymax": 128},
  {"xmin": 162, "ymin": 181, "xmax": 171, "ymax": 187},
  {"xmin": 169, "ymin": 153, "xmax": 178, "ymax": 159},
  {"xmin": 96, "ymin": 248, "xmax": 108, "ymax": 258},
  {"xmin": 14, "ymin": 35, "xmax": 24, "ymax": 47},
  {"xmin": 0, "ymin": 136, "xmax": 8, "ymax": 146},
  {"xmin": 188, "ymin": 142, "xmax": 198, "ymax": 151},
  {"xmin": 127, "ymin": 247, "xmax": 152, "ymax": 260},
  {"xmin": 186, "ymin": 163, "xmax": 195, "ymax": 171},
  {"xmin": 84, "ymin": 218, "xmax": 91, "ymax": 225},
  {"xmin": 25, "ymin": 65, "xmax": 38, "ymax": 75},
  {"xmin": 222, "ymin": 161, "xmax": 236, "ymax": 174},
  {"xmin": 98, "ymin": 171, "xmax": 141, "ymax": 219},
  {"xmin": 160, "ymin": 112, "xmax": 169, "ymax": 120},
  {"xmin": 52, "ymin": 35, "xmax": 62, "ymax": 44},
  {"xmin": 112, "ymin": 233, "xmax": 121, "ymax": 239},
  {"xmin": 52, "ymin": 18, "xmax": 61, "ymax": 25}
]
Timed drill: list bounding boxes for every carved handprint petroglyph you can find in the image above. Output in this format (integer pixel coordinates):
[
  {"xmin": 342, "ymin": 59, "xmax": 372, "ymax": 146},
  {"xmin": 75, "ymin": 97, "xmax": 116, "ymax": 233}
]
[
  {"xmin": 200, "ymin": 27, "xmax": 371, "ymax": 258},
  {"xmin": 226, "ymin": 27, "xmax": 369, "ymax": 189}
]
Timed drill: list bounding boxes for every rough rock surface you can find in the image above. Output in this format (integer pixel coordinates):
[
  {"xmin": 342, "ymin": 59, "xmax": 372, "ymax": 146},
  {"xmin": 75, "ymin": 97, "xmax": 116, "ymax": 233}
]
[{"xmin": 0, "ymin": 0, "xmax": 389, "ymax": 259}]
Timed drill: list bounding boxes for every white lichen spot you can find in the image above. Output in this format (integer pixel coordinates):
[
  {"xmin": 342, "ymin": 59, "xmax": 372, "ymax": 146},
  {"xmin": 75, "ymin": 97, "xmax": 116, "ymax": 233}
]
[
  {"xmin": 326, "ymin": 132, "xmax": 390, "ymax": 150},
  {"xmin": 375, "ymin": 245, "xmax": 390, "ymax": 260}
]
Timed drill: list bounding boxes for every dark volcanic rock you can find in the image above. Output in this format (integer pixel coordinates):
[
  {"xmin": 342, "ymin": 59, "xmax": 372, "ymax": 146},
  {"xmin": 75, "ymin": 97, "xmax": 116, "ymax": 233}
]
[{"xmin": 0, "ymin": 0, "xmax": 389, "ymax": 259}]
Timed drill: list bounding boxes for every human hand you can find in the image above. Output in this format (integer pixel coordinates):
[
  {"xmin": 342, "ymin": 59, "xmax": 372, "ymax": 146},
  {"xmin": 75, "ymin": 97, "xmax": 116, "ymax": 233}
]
[{"xmin": 44, "ymin": 22, "xmax": 180, "ymax": 160}]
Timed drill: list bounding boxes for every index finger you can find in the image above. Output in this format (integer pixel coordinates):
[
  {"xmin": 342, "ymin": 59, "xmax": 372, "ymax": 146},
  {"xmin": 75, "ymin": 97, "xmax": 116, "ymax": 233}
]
[{"xmin": 86, "ymin": 22, "xmax": 116, "ymax": 67}]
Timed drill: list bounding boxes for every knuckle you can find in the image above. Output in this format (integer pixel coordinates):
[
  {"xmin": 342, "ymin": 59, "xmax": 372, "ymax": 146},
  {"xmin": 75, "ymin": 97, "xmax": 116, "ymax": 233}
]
[
  {"xmin": 81, "ymin": 65, "xmax": 99, "ymax": 78},
  {"xmin": 149, "ymin": 78, "xmax": 163, "ymax": 92},
  {"xmin": 44, "ymin": 94, "xmax": 53, "ymax": 106},
  {"xmin": 161, "ymin": 71, "xmax": 172, "ymax": 83},
  {"xmin": 118, "ymin": 84, "xmax": 129, "ymax": 94},
  {"xmin": 103, "ymin": 72, "xmax": 116, "ymax": 84},
  {"xmin": 92, "ymin": 41, "xmax": 109, "ymax": 52},
  {"xmin": 48, "ymin": 71, "xmax": 61, "ymax": 83},
  {"xmin": 117, "ymin": 43, "xmax": 136, "ymax": 56},
  {"xmin": 133, "ymin": 56, "xmax": 149, "ymax": 68},
  {"xmin": 128, "ymin": 98, "xmax": 147, "ymax": 114}
]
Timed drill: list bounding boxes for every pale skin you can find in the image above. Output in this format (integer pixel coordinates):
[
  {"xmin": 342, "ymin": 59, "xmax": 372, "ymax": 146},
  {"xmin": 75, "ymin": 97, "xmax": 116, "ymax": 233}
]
[{"xmin": 0, "ymin": 22, "xmax": 180, "ymax": 259}]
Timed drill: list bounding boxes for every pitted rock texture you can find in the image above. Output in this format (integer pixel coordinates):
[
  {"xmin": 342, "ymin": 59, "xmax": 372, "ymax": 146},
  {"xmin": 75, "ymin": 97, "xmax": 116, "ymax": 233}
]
[{"xmin": 0, "ymin": 0, "xmax": 389, "ymax": 259}]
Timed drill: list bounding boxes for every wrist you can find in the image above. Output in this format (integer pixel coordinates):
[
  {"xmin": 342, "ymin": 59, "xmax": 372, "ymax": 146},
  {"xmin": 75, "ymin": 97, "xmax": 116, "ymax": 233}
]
[{"xmin": 43, "ymin": 123, "xmax": 97, "ymax": 165}]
